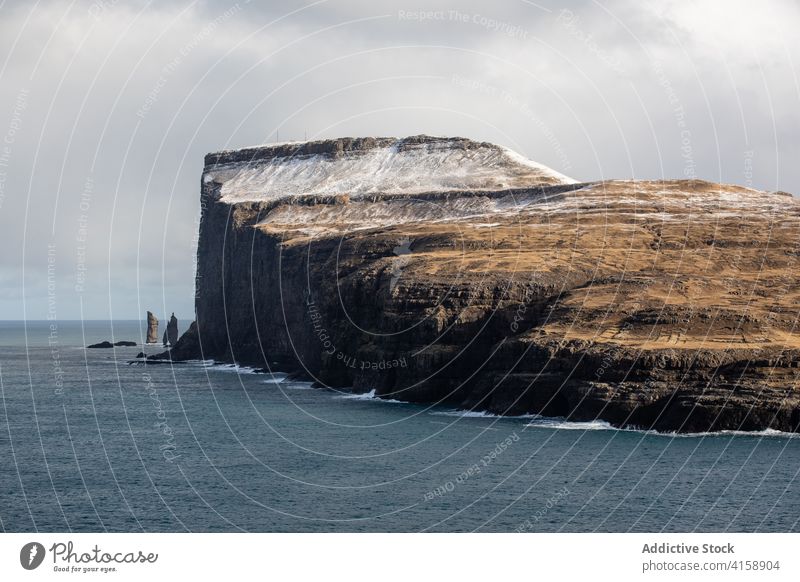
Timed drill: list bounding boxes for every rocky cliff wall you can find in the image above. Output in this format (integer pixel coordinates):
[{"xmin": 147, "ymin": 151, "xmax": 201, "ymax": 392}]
[{"xmin": 167, "ymin": 136, "xmax": 800, "ymax": 433}]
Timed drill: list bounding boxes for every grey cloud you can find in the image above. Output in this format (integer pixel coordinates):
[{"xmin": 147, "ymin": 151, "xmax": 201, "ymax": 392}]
[{"xmin": 0, "ymin": 0, "xmax": 797, "ymax": 319}]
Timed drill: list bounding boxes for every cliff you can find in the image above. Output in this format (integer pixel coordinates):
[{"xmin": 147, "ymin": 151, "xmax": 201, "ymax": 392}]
[{"xmin": 169, "ymin": 135, "xmax": 800, "ymax": 433}]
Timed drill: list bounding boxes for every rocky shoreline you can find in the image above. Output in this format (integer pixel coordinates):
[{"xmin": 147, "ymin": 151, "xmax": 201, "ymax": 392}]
[{"xmin": 159, "ymin": 136, "xmax": 800, "ymax": 433}]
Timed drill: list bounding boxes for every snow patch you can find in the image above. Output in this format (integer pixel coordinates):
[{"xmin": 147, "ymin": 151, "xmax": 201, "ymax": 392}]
[{"xmin": 205, "ymin": 137, "xmax": 576, "ymax": 203}]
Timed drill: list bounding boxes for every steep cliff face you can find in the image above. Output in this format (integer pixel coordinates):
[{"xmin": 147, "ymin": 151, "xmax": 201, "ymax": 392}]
[{"xmin": 171, "ymin": 135, "xmax": 800, "ymax": 433}]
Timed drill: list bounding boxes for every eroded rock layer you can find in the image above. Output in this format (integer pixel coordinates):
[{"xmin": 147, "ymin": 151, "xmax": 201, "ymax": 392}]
[{"xmin": 171, "ymin": 135, "xmax": 800, "ymax": 433}]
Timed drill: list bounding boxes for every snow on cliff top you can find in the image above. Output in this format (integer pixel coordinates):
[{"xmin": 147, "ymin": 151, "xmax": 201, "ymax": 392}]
[{"xmin": 203, "ymin": 135, "xmax": 577, "ymax": 203}]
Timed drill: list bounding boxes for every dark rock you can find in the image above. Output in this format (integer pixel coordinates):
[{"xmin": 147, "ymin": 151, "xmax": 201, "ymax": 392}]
[
  {"xmin": 150, "ymin": 320, "xmax": 198, "ymax": 361},
  {"xmin": 88, "ymin": 340, "xmax": 137, "ymax": 348},
  {"xmin": 87, "ymin": 341, "xmax": 114, "ymax": 349},
  {"xmin": 167, "ymin": 313, "xmax": 178, "ymax": 346},
  {"xmin": 128, "ymin": 358, "xmax": 182, "ymax": 365}
]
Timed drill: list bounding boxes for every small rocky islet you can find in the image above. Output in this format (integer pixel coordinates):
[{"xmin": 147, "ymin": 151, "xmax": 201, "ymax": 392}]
[{"xmin": 86, "ymin": 340, "xmax": 137, "ymax": 349}]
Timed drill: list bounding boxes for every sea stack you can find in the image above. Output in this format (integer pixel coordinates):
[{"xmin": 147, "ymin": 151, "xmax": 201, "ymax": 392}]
[
  {"xmin": 167, "ymin": 135, "xmax": 800, "ymax": 433},
  {"xmin": 146, "ymin": 311, "xmax": 159, "ymax": 344},
  {"xmin": 166, "ymin": 313, "xmax": 178, "ymax": 346}
]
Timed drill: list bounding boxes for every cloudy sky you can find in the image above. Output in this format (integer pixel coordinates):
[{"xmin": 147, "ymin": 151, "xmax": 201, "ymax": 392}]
[{"xmin": 1, "ymin": 0, "xmax": 798, "ymax": 320}]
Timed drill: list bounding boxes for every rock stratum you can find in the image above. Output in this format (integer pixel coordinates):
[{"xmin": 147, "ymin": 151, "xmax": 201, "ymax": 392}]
[{"xmin": 168, "ymin": 135, "xmax": 800, "ymax": 433}]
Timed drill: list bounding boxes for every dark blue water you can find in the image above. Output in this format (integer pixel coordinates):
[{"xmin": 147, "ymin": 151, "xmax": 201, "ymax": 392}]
[{"xmin": 1, "ymin": 320, "xmax": 798, "ymax": 532}]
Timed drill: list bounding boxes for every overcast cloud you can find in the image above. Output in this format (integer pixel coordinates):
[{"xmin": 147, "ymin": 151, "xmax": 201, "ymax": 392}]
[{"xmin": 1, "ymin": 0, "xmax": 798, "ymax": 320}]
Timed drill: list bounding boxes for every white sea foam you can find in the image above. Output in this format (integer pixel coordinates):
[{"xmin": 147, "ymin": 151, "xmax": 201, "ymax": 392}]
[
  {"xmin": 429, "ymin": 408, "xmax": 798, "ymax": 438},
  {"xmin": 431, "ymin": 409, "xmax": 497, "ymax": 419},
  {"xmin": 525, "ymin": 418, "xmax": 616, "ymax": 431},
  {"xmin": 334, "ymin": 389, "xmax": 377, "ymax": 400},
  {"xmin": 522, "ymin": 419, "xmax": 797, "ymax": 438},
  {"xmin": 201, "ymin": 361, "xmax": 261, "ymax": 374},
  {"xmin": 195, "ymin": 361, "xmax": 799, "ymax": 438},
  {"xmin": 331, "ymin": 389, "xmax": 407, "ymax": 404},
  {"xmin": 431, "ymin": 409, "xmax": 538, "ymax": 419},
  {"xmin": 260, "ymin": 372, "xmax": 290, "ymax": 384},
  {"xmin": 660, "ymin": 428, "xmax": 799, "ymax": 439},
  {"xmin": 280, "ymin": 382, "xmax": 315, "ymax": 390}
]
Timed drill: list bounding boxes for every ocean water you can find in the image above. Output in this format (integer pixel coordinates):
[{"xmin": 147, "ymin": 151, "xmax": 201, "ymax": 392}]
[{"xmin": 1, "ymin": 320, "xmax": 798, "ymax": 532}]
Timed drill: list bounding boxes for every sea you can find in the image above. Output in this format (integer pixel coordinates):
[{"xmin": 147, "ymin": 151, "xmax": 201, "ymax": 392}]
[{"xmin": 1, "ymin": 320, "xmax": 798, "ymax": 532}]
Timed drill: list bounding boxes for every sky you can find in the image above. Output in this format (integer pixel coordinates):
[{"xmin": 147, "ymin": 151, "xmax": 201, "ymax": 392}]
[{"xmin": 1, "ymin": 0, "xmax": 798, "ymax": 320}]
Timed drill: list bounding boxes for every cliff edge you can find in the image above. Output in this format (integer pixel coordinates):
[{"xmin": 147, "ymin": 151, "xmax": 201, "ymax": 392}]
[{"xmin": 169, "ymin": 135, "xmax": 800, "ymax": 433}]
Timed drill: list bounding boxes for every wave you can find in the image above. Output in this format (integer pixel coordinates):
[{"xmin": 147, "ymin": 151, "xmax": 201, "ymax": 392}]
[
  {"xmin": 195, "ymin": 361, "xmax": 323, "ymax": 391},
  {"xmin": 525, "ymin": 418, "xmax": 616, "ymax": 431},
  {"xmin": 177, "ymin": 363, "xmax": 800, "ymax": 439},
  {"xmin": 260, "ymin": 372, "xmax": 290, "ymax": 384},
  {"xmin": 199, "ymin": 361, "xmax": 263, "ymax": 374},
  {"xmin": 431, "ymin": 409, "xmax": 538, "ymax": 419},
  {"xmin": 334, "ymin": 389, "xmax": 377, "ymax": 400},
  {"xmin": 279, "ymin": 381, "xmax": 315, "ymax": 390},
  {"xmin": 332, "ymin": 389, "xmax": 406, "ymax": 404},
  {"xmin": 525, "ymin": 419, "xmax": 798, "ymax": 438},
  {"xmin": 431, "ymin": 409, "xmax": 798, "ymax": 438},
  {"xmin": 429, "ymin": 410, "xmax": 615, "ymax": 431},
  {"xmin": 661, "ymin": 428, "xmax": 799, "ymax": 439}
]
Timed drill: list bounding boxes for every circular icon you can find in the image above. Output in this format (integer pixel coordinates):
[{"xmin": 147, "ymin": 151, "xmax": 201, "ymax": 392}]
[{"xmin": 20, "ymin": 542, "xmax": 45, "ymax": 570}]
